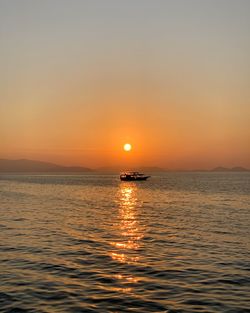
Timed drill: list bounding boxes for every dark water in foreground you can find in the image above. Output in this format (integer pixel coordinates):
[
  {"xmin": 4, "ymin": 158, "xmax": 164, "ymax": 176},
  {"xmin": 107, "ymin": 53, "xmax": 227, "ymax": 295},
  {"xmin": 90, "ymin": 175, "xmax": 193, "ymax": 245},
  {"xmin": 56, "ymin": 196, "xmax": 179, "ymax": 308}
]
[{"xmin": 0, "ymin": 173, "xmax": 249, "ymax": 313}]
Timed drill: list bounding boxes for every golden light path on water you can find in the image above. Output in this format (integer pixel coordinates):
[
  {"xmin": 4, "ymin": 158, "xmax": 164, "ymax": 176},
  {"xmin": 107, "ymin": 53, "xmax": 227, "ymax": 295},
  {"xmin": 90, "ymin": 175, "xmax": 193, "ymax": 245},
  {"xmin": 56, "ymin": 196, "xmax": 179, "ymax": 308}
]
[{"xmin": 110, "ymin": 183, "xmax": 144, "ymax": 289}]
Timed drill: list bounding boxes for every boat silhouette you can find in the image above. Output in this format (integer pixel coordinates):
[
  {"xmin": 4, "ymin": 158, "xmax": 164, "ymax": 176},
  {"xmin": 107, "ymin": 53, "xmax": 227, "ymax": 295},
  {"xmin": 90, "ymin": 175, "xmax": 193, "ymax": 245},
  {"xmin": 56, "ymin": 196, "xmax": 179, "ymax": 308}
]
[{"xmin": 120, "ymin": 172, "xmax": 150, "ymax": 181}]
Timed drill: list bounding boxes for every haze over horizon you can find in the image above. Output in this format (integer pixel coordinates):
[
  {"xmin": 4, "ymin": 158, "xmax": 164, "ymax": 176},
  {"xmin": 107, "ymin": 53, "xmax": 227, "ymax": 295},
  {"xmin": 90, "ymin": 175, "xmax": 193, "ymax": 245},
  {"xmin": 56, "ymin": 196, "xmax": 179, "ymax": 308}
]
[{"xmin": 1, "ymin": 0, "xmax": 250, "ymax": 169}]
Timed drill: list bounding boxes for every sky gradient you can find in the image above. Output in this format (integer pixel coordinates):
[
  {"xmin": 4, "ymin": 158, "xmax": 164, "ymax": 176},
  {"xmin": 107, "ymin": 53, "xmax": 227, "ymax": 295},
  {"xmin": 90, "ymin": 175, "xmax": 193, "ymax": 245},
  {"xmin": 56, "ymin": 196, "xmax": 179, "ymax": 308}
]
[{"xmin": 1, "ymin": 0, "xmax": 250, "ymax": 168}]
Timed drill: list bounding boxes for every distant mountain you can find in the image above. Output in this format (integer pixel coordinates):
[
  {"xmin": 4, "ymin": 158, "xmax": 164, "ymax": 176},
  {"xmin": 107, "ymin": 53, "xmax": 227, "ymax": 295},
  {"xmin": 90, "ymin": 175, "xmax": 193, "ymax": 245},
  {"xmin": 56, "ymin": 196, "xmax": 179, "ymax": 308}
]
[
  {"xmin": 0, "ymin": 159, "xmax": 248, "ymax": 173},
  {"xmin": 211, "ymin": 166, "xmax": 229, "ymax": 172},
  {"xmin": 231, "ymin": 166, "xmax": 249, "ymax": 172},
  {"xmin": 211, "ymin": 166, "xmax": 249, "ymax": 172},
  {"xmin": 0, "ymin": 159, "xmax": 93, "ymax": 172}
]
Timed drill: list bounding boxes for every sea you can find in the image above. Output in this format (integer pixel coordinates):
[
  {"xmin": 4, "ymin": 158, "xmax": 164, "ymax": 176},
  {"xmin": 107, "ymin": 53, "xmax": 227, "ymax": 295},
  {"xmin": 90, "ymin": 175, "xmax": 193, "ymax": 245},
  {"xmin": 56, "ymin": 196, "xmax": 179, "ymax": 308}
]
[{"xmin": 0, "ymin": 172, "xmax": 249, "ymax": 313}]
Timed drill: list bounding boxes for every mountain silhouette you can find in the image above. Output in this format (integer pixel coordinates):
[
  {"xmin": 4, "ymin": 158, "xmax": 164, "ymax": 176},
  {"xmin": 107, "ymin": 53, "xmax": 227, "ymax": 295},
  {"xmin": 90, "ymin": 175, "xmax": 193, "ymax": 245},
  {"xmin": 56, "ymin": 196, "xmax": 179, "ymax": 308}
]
[
  {"xmin": 0, "ymin": 159, "xmax": 92, "ymax": 172},
  {"xmin": 211, "ymin": 166, "xmax": 249, "ymax": 172}
]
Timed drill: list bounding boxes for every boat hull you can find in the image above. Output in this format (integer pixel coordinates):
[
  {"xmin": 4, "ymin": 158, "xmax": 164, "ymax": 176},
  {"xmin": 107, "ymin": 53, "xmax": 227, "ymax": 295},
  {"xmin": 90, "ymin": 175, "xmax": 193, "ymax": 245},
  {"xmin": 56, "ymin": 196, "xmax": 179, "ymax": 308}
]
[{"xmin": 120, "ymin": 176, "xmax": 150, "ymax": 181}]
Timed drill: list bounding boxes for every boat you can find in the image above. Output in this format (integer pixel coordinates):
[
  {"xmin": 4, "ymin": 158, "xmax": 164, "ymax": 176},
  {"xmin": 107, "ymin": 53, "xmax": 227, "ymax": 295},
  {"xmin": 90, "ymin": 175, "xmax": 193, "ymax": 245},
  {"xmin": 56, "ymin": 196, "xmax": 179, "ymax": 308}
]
[{"xmin": 120, "ymin": 171, "xmax": 150, "ymax": 181}]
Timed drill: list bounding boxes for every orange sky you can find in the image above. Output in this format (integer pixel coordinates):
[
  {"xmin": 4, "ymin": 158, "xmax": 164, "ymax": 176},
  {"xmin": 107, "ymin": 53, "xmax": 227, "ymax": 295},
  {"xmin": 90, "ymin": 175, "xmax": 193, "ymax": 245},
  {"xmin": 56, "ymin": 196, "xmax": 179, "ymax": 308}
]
[{"xmin": 0, "ymin": 1, "xmax": 250, "ymax": 169}]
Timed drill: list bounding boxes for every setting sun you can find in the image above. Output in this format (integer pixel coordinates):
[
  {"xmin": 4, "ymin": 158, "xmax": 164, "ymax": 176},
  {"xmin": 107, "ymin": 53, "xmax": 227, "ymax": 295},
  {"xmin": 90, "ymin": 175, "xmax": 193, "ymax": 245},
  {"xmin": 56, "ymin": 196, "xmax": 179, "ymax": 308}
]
[{"xmin": 124, "ymin": 143, "xmax": 132, "ymax": 152}]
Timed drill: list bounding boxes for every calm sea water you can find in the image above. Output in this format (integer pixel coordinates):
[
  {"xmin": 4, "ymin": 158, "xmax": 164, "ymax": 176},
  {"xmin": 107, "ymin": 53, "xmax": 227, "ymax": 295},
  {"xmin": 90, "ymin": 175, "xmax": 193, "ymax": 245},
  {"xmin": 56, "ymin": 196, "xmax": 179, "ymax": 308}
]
[{"xmin": 0, "ymin": 173, "xmax": 249, "ymax": 313}]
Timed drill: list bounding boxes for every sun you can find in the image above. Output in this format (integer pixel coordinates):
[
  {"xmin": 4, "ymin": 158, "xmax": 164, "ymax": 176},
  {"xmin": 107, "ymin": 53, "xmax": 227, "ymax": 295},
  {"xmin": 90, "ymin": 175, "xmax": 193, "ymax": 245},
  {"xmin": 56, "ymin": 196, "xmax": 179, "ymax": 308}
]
[{"xmin": 124, "ymin": 143, "xmax": 132, "ymax": 152}]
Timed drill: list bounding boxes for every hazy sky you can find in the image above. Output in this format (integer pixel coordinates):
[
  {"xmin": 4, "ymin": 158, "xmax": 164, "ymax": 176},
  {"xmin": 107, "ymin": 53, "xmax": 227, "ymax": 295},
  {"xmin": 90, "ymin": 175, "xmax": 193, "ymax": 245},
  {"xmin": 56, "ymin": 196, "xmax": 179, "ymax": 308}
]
[{"xmin": 1, "ymin": 0, "xmax": 250, "ymax": 168}]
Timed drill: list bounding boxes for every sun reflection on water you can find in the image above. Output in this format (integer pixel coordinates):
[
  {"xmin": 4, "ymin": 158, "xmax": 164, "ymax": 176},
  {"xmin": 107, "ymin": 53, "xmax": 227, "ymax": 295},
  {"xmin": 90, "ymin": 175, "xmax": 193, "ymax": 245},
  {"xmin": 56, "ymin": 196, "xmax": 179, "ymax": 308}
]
[
  {"xmin": 108, "ymin": 182, "xmax": 145, "ymax": 291},
  {"xmin": 110, "ymin": 183, "xmax": 144, "ymax": 264}
]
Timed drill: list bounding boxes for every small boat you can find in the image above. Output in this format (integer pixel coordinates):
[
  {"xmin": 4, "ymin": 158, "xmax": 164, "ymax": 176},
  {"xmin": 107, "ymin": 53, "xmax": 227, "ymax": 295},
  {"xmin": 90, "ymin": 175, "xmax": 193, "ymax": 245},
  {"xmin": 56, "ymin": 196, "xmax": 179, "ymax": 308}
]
[{"xmin": 120, "ymin": 172, "xmax": 150, "ymax": 181}]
